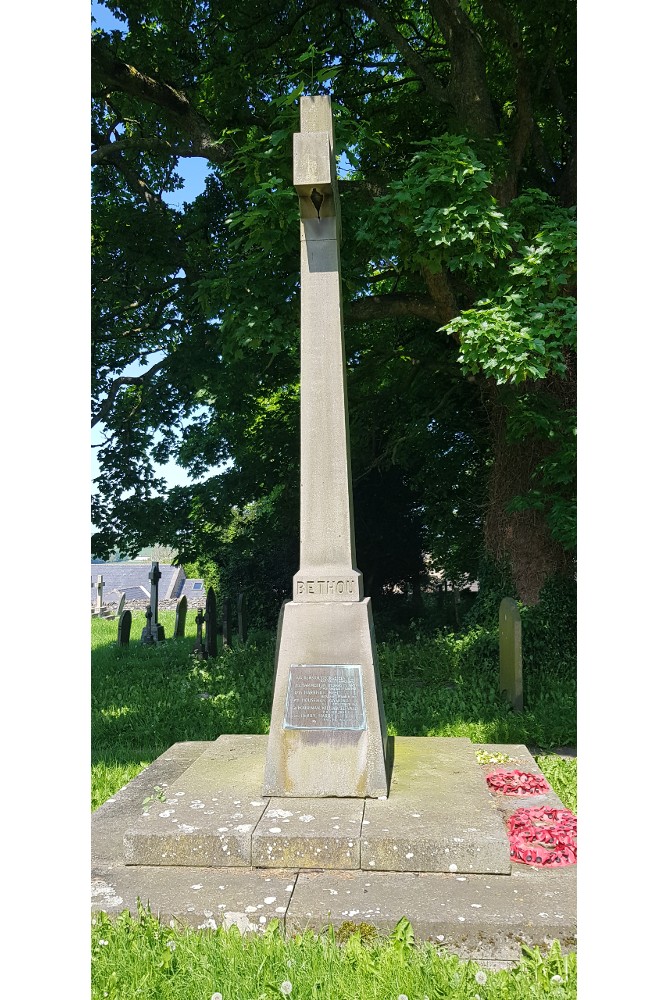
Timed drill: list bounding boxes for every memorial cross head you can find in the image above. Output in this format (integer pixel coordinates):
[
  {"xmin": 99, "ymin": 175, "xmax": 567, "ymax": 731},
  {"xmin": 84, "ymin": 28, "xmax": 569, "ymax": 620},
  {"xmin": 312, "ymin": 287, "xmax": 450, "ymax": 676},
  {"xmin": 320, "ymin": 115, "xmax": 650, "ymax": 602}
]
[{"xmin": 149, "ymin": 565, "xmax": 162, "ymax": 586}]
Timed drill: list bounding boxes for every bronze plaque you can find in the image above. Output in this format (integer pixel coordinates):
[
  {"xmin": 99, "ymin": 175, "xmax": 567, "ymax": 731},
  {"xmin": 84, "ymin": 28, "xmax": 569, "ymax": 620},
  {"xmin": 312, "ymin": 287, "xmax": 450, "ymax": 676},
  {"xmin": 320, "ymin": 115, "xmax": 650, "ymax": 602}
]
[{"xmin": 284, "ymin": 664, "xmax": 366, "ymax": 730}]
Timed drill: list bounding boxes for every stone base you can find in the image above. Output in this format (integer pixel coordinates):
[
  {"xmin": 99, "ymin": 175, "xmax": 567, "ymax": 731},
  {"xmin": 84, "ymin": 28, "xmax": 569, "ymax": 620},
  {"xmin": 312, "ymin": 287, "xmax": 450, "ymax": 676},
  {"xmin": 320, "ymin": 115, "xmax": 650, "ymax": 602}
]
[
  {"xmin": 263, "ymin": 599, "xmax": 388, "ymax": 797},
  {"xmin": 92, "ymin": 739, "xmax": 576, "ymax": 966},
  {"xmin": 124, "ymin": 736, "xmax": 513, "ymax": 874}
]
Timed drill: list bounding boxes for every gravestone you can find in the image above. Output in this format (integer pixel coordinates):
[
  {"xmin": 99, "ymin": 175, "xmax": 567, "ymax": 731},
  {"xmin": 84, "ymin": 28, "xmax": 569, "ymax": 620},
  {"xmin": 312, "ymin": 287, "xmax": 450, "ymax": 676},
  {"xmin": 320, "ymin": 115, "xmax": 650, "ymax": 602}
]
[
  {"xmin": 95, "ymin": 574, "xmax": 105, "ymax": 614},
  {"xmin": 192, "ymin": 608, "xmax": 207, "ymax": 659},
  {"xmin": 117, "ymin": 591, "xmax": 126, "ymax": 621},
  {"xmin": 174, "ymin": 594, "xmax": 188, "ymax": 638},
  {"xmin": 204, "ymin": 588, "xmax": 217, "ymax": 658},
  {"xmin": 117, "ymin": 609, "xmax": 132, "ymax": 647},
  {"xmin": 499, "ymin": 597, "xmax": 523, "ymax": 712},
  {"xmin": 147, "ymin": 562, "xmax": 166, "ymax": 642},
  {"xmin": 220, "ymin": 597, "xmax": 231, "ymax": 648},
  {"xmin": 140, "ymin": 606, "xmax": 154, "ymax": 644},
  {"xmin": 263, "ymin": 95, "xmax": 388, "ymax": 798},
  {"xmin": 237, "ymin": 592, "xmax": 247, "ymax": 644}
]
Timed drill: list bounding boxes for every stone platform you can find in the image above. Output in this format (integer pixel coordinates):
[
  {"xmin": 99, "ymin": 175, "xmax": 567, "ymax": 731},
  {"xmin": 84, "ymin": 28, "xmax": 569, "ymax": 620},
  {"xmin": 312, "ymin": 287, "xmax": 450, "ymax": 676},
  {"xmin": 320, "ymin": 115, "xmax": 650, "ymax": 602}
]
[{"xmin": 92, "ymin": 737, "xmax": 576, "ymax": 968}]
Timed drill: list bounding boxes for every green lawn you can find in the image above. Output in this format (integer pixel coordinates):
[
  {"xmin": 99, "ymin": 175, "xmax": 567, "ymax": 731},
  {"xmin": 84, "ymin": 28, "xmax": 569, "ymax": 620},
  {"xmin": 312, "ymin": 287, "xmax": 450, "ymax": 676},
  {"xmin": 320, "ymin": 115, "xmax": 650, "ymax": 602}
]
[{"xmin": 91, "ymin": 615, "xmax": 576, "ymax": 998}]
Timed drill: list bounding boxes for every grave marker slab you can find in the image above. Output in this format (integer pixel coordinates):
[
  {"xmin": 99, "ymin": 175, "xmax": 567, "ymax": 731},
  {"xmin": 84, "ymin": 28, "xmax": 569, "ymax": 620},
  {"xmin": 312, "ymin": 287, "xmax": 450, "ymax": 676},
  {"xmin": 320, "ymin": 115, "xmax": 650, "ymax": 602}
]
[
  {"xmin": 499, "ymin": 597, "xmax": 523, "ymax": 711},
  {"xmin": 116, "ymin": 591, "xmax": 126, "ymax": 620},
  {"xmin": 263, "ymin": 96, "xmax": 387, "ymax": 798},
  {"xmin": 117, "ymin": 609, "xmax": 132, "ymax": 646},
  {"xmin": 95, "ymin": 574, "xmax": 105, "ymax": 614},
  {"xmin": 174, "ymin": 594, "xmax": 187, "ymax": 638},
  {"xmin": 205, "ymin": 587, "xmax": 217, "ymax": 658}
]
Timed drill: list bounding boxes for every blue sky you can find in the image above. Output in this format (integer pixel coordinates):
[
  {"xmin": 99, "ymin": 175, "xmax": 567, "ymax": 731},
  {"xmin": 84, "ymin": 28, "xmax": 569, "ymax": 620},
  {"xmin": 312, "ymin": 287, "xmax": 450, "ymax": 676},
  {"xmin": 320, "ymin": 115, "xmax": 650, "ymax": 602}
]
[{"xmin": 91, "ymin": 4, "xmax": 218, "ymax": 493}]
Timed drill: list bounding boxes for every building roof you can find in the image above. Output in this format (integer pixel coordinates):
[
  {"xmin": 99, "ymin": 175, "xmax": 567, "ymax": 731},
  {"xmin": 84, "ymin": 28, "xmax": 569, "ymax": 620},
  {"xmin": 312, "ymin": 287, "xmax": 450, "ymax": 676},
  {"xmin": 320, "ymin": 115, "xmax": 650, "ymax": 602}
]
[{"xmin": 90, "ymin": 563, "xmax": 193, "ymax": 604}]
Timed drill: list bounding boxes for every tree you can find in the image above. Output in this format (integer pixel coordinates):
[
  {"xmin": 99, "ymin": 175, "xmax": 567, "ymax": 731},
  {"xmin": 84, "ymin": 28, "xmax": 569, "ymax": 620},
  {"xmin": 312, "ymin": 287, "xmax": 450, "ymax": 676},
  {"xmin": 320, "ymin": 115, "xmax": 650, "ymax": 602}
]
[{"xmin": 92, "ymin": 1, "xmax": 576, "ymax": 605}]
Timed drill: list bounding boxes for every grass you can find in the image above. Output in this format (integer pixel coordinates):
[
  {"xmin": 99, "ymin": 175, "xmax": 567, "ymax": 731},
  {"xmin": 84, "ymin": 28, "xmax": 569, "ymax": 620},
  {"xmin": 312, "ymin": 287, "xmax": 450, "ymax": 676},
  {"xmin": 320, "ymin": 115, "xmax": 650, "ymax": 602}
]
[
  {"xmin": 92, "ymin": 616, "xmax": 576, "ymax": 811},
  {"xmin": 92, "ymin": 905, "xmax": 576, "ymax": 1000},
  {"xmin": 91, "ymin": 614, "xmax": 576, "ymax": 995}
]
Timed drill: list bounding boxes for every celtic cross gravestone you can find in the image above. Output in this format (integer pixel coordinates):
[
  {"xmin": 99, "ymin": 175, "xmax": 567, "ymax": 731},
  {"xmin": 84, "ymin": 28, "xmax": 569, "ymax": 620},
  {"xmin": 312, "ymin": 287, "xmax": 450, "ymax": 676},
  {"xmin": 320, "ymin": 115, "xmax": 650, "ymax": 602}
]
[{"xmin": 263, "ymin": 95, "xmax": 388, "ymax": 798}]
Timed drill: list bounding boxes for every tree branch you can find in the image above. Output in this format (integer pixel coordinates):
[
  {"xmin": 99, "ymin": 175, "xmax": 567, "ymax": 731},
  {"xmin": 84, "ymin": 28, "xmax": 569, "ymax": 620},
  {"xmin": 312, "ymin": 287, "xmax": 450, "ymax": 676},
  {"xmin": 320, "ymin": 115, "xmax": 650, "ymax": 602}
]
[
  {"xmin": 346, "ymin": 293, "xmax": 442, "ymax": 325},
  {"xmin": 357, "ymin": 1, "xmax": 450, "ymax": 105},
  {"xmin": 91, "ymin": 36, "xmax": 236, "ymax": 165},
  {"xmin": 92, "ymin": 357, "xmax": 170, "ymax": 429}
]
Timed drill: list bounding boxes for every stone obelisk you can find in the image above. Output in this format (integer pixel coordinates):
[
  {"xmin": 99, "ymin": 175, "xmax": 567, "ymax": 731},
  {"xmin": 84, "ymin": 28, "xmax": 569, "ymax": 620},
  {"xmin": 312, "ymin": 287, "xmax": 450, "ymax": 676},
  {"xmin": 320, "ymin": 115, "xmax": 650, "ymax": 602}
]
[{"xmin": 263, "ymin": 95, "xmax": 388, "ymax": 798}]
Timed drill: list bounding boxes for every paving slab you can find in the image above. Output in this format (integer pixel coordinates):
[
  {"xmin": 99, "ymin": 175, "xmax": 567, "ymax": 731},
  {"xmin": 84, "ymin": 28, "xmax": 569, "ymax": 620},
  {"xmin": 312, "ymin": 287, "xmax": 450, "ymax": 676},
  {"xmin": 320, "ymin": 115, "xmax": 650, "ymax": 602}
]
[
  {"xmin": 124, "ymin": 735, "xmax": 269, "ymax": 866},
  {"xmin": 92, "ymin": 742, "xmax": 212, "ymax": 866},
  {"xmin": 361, "ymin": 737, "xmax": 510, "ymax": 874},
  {"xmin": 92, "ymin": 866, "xmax": 298, "ymax": 932},
  {"xmin": 286, "ymin": 867, "xmax": 576, "ymax": 967},
  {"xmin": 253, "ymin": 798, "xmax": 364, "ymax": 869}
]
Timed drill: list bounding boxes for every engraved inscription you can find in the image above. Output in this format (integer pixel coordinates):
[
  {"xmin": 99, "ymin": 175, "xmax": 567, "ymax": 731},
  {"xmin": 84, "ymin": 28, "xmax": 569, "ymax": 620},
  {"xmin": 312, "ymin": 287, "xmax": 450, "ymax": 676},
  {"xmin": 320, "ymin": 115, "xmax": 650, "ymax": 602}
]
[
  {"xmin": 284, "ymin": 664, "xmax": 366, "ymax": 731},
  {"xmin": 296, "ymin": 578, "xmax": 356, "ymax": 596}
]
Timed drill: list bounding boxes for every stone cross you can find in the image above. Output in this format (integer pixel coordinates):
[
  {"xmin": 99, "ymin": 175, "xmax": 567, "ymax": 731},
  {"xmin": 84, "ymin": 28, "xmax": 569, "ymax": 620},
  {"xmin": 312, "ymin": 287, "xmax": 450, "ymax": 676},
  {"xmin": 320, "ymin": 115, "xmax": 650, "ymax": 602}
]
[
  {"xmin": 140, "ymin": 605, "xmax": 154, "ymax": 645},
  {"xmin": 96, "ymin": 574, "xmax": 105, "ymax": 613},
  {"xmin": 193, "ymin": 608, "xmax": 206, "ymax": 659},
  {"xmin": 263, "ymin": 95, "xmax": 388, "ymax": 798},
  {"xmin": 149, "ymin": 562, "xmax": 161, "ymax": 624},
  {"xmin": 499, "ymin": 597, "xmax": 523, "ymax": 712}
]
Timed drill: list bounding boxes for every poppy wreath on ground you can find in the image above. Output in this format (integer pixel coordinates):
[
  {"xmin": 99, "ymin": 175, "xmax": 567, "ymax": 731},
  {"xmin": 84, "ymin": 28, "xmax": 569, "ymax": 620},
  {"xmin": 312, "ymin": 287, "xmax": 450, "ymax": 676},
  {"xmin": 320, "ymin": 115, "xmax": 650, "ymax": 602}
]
[
  {"xmin": 485, "ymin": 769, "xmax": 551, "ymax": 795},
  {"xmin": 507, "ymin": 807, "xmax": 577, "ymax": 866}
]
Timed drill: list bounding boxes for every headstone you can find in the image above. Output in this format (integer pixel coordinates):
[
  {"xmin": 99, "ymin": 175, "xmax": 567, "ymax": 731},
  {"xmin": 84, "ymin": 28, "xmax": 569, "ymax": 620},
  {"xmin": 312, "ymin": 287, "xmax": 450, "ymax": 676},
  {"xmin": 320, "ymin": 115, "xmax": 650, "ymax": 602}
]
[
  {"xmin": 117, "ymin": 609, "xmax": 132, "ymax": 647},
  {"xmin": 140, "ymin": 605, "xmax": 154, "ymax": 644},
  {"xmin": 117, "ymin": 591, "xmax": 126, "ymax": 621},
  {"xmin": 192, "ymin": 608, "xmax": 207, "ymax": 659},
  {"xmin": 237, "ymin": 592, "xmax": 247, "ymax": 644},
  {"xmin": 174, "ymin": 594, "xmax": 188, "ymax": 638},
  {"xmin": 499, "ymin": 597, "xmax": 523, "ymax": 712},
  {"xmin": 263, "ymin": 96, "xmax": 388, "ymax": 798},
  {"xmin": 204, "ymin": 587, "xmax": 217, "ymax": 658},
  {"xmin": 220, "ymin": 597, "xmax": 232, "ymax": 647},
  {"xmin": 147, "ymin": 562, "xmax": 165, "ymax": 642},
  {"xmin": 95, "ymin": 574, "xmax": 105, "ymax": 614}
]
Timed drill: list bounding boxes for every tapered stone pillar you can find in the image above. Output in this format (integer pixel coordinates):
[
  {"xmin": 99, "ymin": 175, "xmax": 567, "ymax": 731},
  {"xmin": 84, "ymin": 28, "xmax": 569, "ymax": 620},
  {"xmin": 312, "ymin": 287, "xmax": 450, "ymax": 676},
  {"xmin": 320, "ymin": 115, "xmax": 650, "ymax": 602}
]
[{"xmin": 263, "ymin": 96, "xmax": 388, "ymax": 797}]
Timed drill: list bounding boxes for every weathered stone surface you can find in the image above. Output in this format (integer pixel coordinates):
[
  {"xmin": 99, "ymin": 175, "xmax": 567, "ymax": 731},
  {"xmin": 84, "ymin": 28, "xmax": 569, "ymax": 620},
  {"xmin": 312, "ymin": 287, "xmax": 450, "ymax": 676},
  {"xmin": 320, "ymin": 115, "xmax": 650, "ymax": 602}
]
[
  {"xmin": 499, "ymin": 598, "xmax": 523, "ymax": 711},
  {"xmin": 92, "ymin": 737, "xmax": 576, "ymax": 963},
  {"xmin": 92, "ymin": 866, "xmax": 299, "ymax": 932},
  {"xmin": 286, "ymin": 867, "xmax": 576, "ymax": 967},
  {"xmin": 264, "ymin": 600, "xmax": 388, "ymax": 798},
  {"xmin": 93, "ymin": 742, "xmax": 212, "ymax": 867},
  {"xmin": 264, "ymin": 95, "xmax": 388, "ymax": 799},
  {"xmin": 253, "ymin": 798, "xmax": 363, "ymax": 869},
  {"xmin": 124, "ymin": 736, "xmax": 269, "ymax": 867},
  {"xmin": 361, "ymin": 738, "xmax": 510, "ymax": 874}
]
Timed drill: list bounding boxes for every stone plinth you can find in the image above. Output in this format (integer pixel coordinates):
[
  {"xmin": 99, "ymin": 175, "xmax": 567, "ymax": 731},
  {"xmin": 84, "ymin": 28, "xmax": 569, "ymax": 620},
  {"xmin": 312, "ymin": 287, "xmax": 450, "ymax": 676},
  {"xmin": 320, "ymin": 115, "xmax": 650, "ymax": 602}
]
[{"xmin": 264, "ymin": 600, "xmax": 388, "ymax": 797}]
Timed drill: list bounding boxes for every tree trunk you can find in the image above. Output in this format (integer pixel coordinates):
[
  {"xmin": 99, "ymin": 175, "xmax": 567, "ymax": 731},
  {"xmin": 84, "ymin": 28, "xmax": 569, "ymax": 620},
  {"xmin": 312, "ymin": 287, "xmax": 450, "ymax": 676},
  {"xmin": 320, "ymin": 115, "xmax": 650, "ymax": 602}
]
[{"xmin": 482, "ymin": 386, "xmax": 574, "ymax": 605}]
